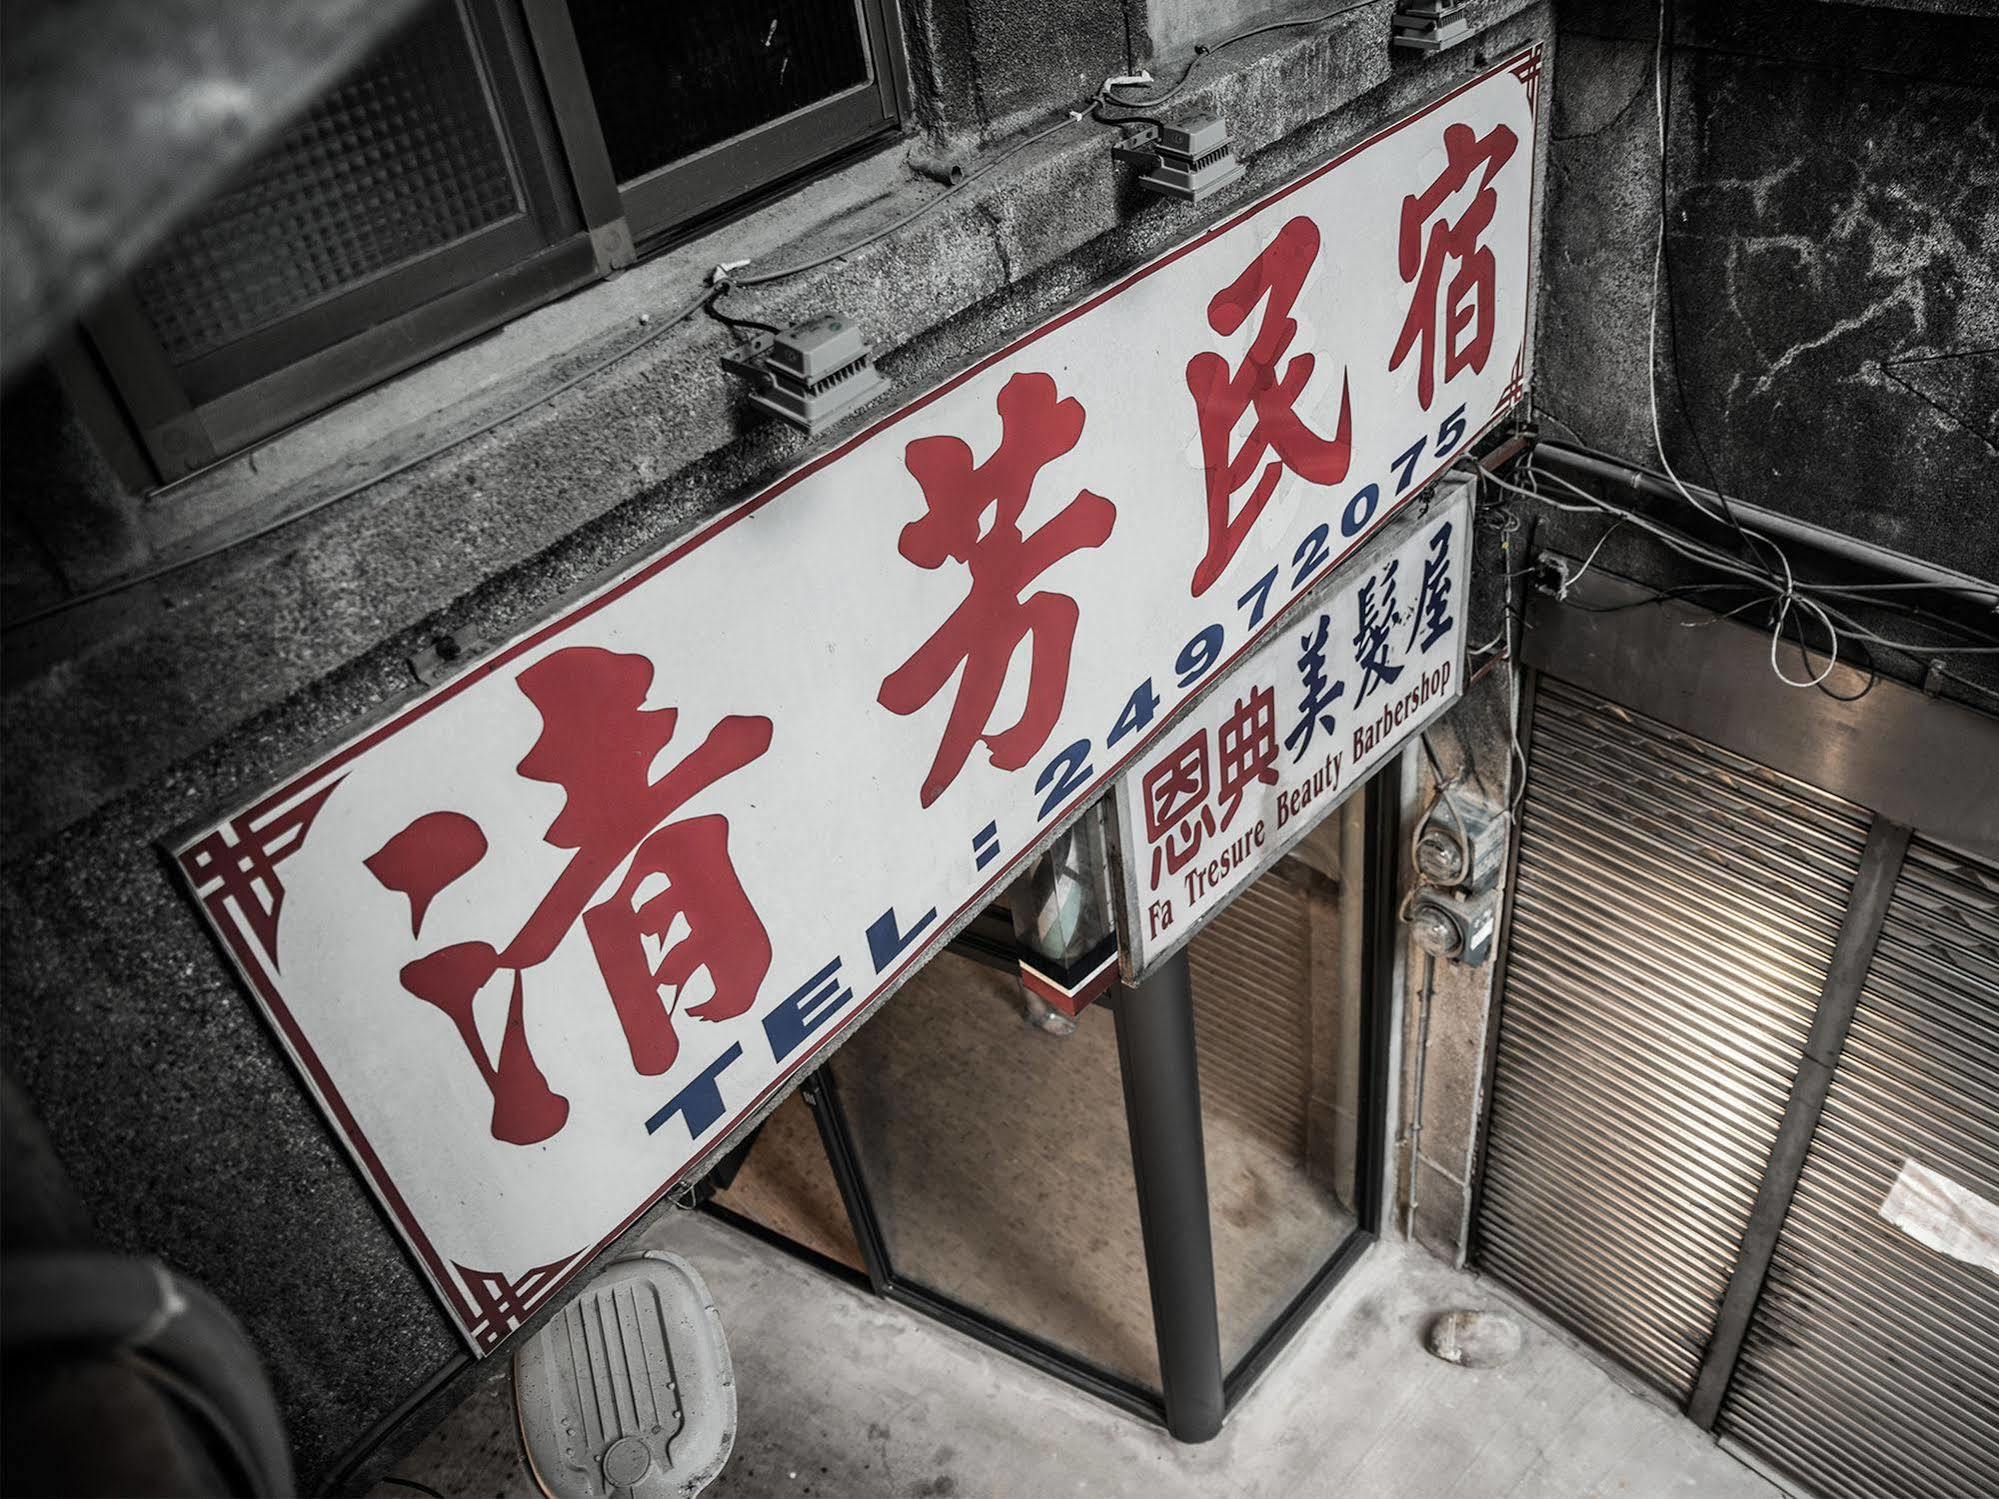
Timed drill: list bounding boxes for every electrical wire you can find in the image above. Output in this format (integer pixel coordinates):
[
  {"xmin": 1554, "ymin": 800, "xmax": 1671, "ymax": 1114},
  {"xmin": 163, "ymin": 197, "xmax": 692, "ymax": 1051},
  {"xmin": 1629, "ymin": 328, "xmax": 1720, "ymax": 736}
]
[
  {"xmin": 1535, "ymin": 433, "xmax": 1999, "ymax": 605},
  {"xmin": 1936, "ymin": 663, "xmax": 1999, "ymax": 707},
  {"xmin": 1106, "ymin": 0, "xmax": 1379, "ymax": 111},
  {"xmin": 10, "ymin": 106, "xmax": 1101, "ymax": 631},
  {"xmin": 701, "ymin": 285, "xmax": 780, "ymax": 337},
  {"xmin": 1487, "ymin": 442, "xmax": 1990, "ymax": 704},
  {"xmin": 1091, "ymin": 97, "xmax": 1165, "ymax": 134},
  {"xmin": 1417, "ymin": 731, "xmax": 1475, "ymax": 882},
  {"xmin": 1646, "ymin": 0, "xmax": 1767, "ymax": 572},
  {"xmin": 1504, "ymin": 570, "xmax": 1528, "ymax": 814},
  {"xmin": 1482, "ymin": 453, "xmax": 1999, "ymax": 730},
  {"xmin": 1563, "ymin": 515, "xmax": 1627, "ymax": 596},
  {"xmin": 16, "ymin": 2, "xmax": 1391, "ymax": 632},
  {"xmin": 745, "ymin": 0, "xmax": 1378, "ymax": 287},
  {"xmin": 1521, "ymin": 457, "xmax": 1999, "ymax": 649},
  {"xmin": 1651, "ymin": 0, "xmax": 1754, "ymax": 559},
  {"xmin": 1629, "ymin": 1, "xmax": 1998, "ymax": 693},
  {"xmin": 731, "ymin": 109, "xmax": 1091, "ymax": 286},
  {"xmin": 1463, "ymin": 466, "xmax": 1533, "ymax": 814}
]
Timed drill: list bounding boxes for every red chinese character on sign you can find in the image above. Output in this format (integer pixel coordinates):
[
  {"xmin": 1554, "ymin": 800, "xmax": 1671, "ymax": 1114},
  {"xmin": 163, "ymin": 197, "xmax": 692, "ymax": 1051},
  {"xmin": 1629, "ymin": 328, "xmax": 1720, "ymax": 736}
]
[
  {"xmin": 1391, "ymin": 121, "xmax": 1519, "ymax": 410},
  {"xmin": 1216, "ymin": 685, "xmax": 1279, "ymax": 831},
  {"xmin": 367, "ymin": 646, "xmax": 773, "ymax": 1146},
  {"xmin": 878, "ymin": 371, "xmax": 1117, "ymax": 808},
  {"xmin": 1143, "ymin": 728, "xmax": 1216, "ymax": 890},
  {"xmin": 1184, "ymin": 215, "xmax": 1355, "ymax": 597}
]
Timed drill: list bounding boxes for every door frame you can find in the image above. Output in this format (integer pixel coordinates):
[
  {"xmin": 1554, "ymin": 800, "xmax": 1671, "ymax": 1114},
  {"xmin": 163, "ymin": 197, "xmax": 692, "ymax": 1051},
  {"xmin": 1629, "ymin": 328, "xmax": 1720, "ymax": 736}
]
[{"xmin": 704, "ymin": 775, "xmax": 1404, "ymax": 1433}]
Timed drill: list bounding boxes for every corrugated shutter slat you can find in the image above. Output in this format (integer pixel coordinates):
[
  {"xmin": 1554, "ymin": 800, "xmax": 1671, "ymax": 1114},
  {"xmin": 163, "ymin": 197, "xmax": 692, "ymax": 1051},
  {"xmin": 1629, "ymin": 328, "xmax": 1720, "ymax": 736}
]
[
  {"xmin": 1475, "ymin": 679, "xmax": 1869, "ymax": 1401},
  {"xmin": 1718, "ymin": 837, "xmax": 1999, "ymax": 1499},
  {"xmin": 1188, "ymin": 875, "xmax": 1314, "ymax": 1157}
]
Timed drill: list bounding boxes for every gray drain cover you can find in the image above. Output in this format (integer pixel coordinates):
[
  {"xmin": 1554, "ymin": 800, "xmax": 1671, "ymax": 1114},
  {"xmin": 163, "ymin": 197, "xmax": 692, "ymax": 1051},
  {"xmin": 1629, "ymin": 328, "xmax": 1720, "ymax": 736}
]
[
  {"xmin": 514, "ymin": 1250, "xmax": 735, "ymax": 1498},
  {"xmin": 1425, "ymin": 1308, "xmax": 1522, "ymax": 1369}
]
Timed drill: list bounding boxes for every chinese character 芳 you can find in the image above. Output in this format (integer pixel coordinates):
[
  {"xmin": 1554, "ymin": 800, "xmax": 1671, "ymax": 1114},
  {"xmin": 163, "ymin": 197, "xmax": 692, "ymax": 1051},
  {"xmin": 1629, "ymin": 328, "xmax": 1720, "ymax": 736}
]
[
  {"xmin": 1184, "ymin": 215, "xmax": 1354, "ymax": 597},
  {"xmin": 1390, "ymin": 122, "xmax": 1520, "ymax": 411},
  {"xmin": 366, "ymin": 645, "xmax": 774, "ymax": 1146},
  {"xmin": 1216, "ymin": 685, "xmax": 1279, "ymax": 830},
  {"xmin": 1408, "ymin": 520, "xmax": 1455, "ymax": 654},
  {"xmin": 1352, "ymin": 560, "xmax": 1404, "ymax": 707},
  {"xmin": 878, "ymin": 372, "xmax": 1117, "ymax": 808},
  {"xmin": 1283, "ymin": 615, "xmax": 1346, "ymax": 764},
  {"xmin": 1143, "ymin": 729, "xmax": 1217, "ymax": 890}
]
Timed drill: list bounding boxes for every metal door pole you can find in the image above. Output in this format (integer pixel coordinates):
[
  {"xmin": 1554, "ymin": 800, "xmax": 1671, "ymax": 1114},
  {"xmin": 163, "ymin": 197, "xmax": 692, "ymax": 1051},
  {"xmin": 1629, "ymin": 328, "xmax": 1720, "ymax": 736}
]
[{"xmin": 1112, "ymin": 950, "xmax": 1225, "ymax": 1442}]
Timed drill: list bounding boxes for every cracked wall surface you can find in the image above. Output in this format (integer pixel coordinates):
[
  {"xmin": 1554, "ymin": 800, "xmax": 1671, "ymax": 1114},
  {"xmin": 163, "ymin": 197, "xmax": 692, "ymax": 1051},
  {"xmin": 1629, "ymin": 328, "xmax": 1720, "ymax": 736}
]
[
  {"xmin": 0, "ymin": 5, "xmax": 1555, "ymax": 1487},
  {"xmin": 1539, "ymin": 0, "xmax": 1999, "ymax": 580}
]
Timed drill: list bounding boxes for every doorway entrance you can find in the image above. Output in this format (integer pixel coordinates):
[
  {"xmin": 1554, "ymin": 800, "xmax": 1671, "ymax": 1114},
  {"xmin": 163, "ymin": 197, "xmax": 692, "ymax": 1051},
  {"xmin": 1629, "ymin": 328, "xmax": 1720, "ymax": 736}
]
[{"xmin": 700, "ymin": 784, "xmax": 1397, "ymax": 1433}]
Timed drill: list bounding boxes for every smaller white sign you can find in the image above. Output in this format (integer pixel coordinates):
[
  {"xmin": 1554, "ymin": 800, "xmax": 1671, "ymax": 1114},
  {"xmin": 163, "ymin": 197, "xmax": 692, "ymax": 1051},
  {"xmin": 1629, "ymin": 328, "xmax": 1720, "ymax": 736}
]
[
  {"xmin": 1880, "ymin": 1157, "xmax": 1999, "ymax": 1275},
  {"xmin": 1112, "ymin": 486, "xmax": 1469, "ymax": 977}
]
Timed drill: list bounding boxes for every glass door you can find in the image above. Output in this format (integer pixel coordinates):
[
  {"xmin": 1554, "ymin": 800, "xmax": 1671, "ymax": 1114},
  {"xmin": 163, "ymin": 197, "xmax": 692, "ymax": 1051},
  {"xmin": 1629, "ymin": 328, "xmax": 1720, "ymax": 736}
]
[{"xmin": 701, "ymin": 784, "xmax": 1393, "ymax": 1427}]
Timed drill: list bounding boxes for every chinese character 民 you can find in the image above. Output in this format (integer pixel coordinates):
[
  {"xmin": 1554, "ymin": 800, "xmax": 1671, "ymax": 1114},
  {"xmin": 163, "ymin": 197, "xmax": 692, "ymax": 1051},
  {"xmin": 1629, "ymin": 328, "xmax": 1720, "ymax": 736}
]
[
  {"xmin": 1352, "ymin": 560, "xmax": 1404, "ymax": 706},
  {"xmin": 1184, "ymin": 216, "xmax": 1354, "ymax": 596},
  {"xmin": 1283, "ymin": 615, "xmax": 1346, "ymax": 763},
  {"xmin": 1216, "ymin": 685, "xmax": 1279, "ymax": 829},
  {"xmin": 1143, "ymin": 729, "xmax": 1217, "ymax": 890},
  {"xmin": 368, "ymin": 645, "xmax": 774, "ymax": 1146},
  {"xmin": 1391, "ymin": 122, "xmax": 1519, "ymax": 410},
  {"xmin": 878, "ymin": 372, "xmax": 1117, "ymax": 808},
  {"xmin": 1408, "ymin": 520, "xmax": 1455, "ymax": 654}
]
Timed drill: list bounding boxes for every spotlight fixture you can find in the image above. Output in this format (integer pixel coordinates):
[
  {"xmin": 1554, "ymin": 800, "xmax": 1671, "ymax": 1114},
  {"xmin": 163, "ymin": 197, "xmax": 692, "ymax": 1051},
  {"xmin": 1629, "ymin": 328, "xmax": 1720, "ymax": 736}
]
[
  {"xmin": 1111, "ymin": 113, "xmax": 1246, "ymax": 204},
  {"xmin": 1392, "ymin": 1, "xmax": 1473, "ymax": 52},
  {"xmin": 719, "ymin": 314, "xmax": 890, "ymax": 436},
  {"xmin": 1412, "ymin": 791, "xmax": 1507, "ymax": 891},
  {"xmin": 1408, "ymin": 888, "xmax": 1499, "ymax": 966}
]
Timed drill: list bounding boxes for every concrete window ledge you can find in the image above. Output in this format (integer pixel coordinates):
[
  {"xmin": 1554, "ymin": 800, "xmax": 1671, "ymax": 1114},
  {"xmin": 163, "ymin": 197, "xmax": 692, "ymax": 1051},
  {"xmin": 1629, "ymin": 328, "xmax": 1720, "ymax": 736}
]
[{"xmin": 3, "ymin": 0, "xmax": 1547, "ymax": 852}]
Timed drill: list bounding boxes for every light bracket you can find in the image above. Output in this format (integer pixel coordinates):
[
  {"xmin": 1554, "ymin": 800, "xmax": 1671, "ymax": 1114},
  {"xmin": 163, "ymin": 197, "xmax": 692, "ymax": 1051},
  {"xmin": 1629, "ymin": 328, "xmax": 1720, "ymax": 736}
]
[
  {"xmin": 720, "ymin": 313, "xmax": 890, "ymax": 436},
  {"xmin": 1392, "ymin": 1, "xmax": 1474, "ymax": 52},
  {"xmin": 1111, "ymin": 113, "xmax": 1246, "ymax": 204}
]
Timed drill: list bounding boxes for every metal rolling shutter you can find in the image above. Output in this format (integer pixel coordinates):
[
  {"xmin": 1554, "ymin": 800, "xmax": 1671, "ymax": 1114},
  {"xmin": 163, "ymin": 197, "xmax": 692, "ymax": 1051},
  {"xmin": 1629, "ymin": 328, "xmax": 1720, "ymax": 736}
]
[
  {"xmin": 1189, "ymin": 873, "xmax": 1314, "ymax": 1158},
  {"xmin": 1718, "ymin": 837, "xmax": 1999, "ymax": 1499},
  {"xmin": 1475, "ymin": 678, "xmax": 1871, "ymax": 1400}
]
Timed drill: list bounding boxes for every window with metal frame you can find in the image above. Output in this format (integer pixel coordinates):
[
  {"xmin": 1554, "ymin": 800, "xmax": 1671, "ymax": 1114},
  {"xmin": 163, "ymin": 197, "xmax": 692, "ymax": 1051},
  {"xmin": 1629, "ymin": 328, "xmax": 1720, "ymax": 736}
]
[{"xmin": 86, "ymin": 0, "xmax": 906, "ymax": 484}]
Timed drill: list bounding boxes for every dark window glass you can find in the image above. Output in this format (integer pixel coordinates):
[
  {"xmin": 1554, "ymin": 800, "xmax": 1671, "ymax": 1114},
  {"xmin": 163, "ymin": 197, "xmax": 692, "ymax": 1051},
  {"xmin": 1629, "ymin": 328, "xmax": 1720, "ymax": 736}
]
[
  {"xmin": 568, "ymin": 0, "xmax": 871, "ymax": 185},
  {"xmin": 1189, "ymin": 811, "xmax": 1365, "ymax": 1370},
  {"xmin": 131, "ymin": 3, "xmax": 520, "ymax": 363},
  {"xmin": 834, "ymin": 950, "xmax": 1160, "ymax": 1390},
  {"xmin": 707, "ymin": 1091, "xmax": 865, "ymax": 1274}
]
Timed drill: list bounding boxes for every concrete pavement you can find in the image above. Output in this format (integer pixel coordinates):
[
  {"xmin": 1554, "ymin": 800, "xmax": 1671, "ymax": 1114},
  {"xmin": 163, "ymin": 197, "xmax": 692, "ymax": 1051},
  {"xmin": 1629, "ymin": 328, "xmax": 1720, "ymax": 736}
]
[{"xmin": 372, "ymin": 1211, "xmax": 1777, "ymax": 1499}]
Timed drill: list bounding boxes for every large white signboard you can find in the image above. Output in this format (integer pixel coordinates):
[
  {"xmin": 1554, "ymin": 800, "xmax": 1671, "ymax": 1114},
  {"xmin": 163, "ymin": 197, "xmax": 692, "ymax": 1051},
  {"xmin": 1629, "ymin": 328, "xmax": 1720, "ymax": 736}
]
[
  {"xmin": 174, "ymin": 50, "xmax": 1541, "ymax": 1352},
  {"xmin": 1111, "ymin": 488, "xmax": 1469, "ymax": 977}
]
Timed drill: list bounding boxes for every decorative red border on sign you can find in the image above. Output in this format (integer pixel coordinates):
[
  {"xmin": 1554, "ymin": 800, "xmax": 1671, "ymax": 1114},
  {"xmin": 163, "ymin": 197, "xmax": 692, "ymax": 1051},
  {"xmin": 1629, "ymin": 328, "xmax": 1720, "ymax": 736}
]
[{"xmin": 176, "ymin": 44, "xmax": 1545, "ymax": 1349}]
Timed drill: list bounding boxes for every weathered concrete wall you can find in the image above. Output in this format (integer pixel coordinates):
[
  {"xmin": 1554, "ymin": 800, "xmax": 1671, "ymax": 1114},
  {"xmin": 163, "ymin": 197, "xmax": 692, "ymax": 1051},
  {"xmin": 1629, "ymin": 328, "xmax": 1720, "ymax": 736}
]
[
  {"xmin": 1539, "ymin": 0, "xmax": 1999, "ymax": 578},
  {"xmin": 3, "ymin": 0, "xmax": 1540, "ymax": 853},
  {"xmin": 0, "ymin": 4, "xmax": 1553, "ymax": 1486},
  {"xmin": 1395, "ymin": 658, "xmax": 1517, "ymax": 1265},
  {"xmin": 902, "ymin": 0, "xmax": 1138, "ymax": 138},
  {"xmin": 1397, "ymin": 0, "xmax": 1999, "ymax": 1274}
]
